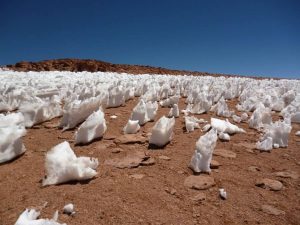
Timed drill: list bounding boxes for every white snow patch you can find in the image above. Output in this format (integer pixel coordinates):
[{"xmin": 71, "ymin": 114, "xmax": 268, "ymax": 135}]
[
  {"xmin": 14, "ymin": 209, "xmax": 65, "ymax": 225},
  {"xmin": 123, "ymin": 120, "xmax": 140, "ymax": 134},
  {"xmin": 63, "ymin": 203, "xmax": 75, "ymax": 215},
  {"xmin": 74, "ymin": 110, "xmax": 107, "ymax": 144},
  {"xmin": 168, "ymin": 104, "xmax": 179, "ymax": 118},
  {"xmin": 211, "ymin": 118, "xmax": 245, "ymax": 134},
  {"xmin": 0, "ymin": 125, "xmax": 26, "ymax": 164},
  {"xmin": 218, "ymin": 132, "xmax": 230, "ymax": 141},
  {"xmin": 149, "ymin": 116, "xmax": 175, "ymax": 147},
  {"xmin": 43, "ymin": 141, "xmax": 98, "ymax": 186},
  {"xmin": 189, "ymin": 128, "xmax": 218, "ymax": 173}
]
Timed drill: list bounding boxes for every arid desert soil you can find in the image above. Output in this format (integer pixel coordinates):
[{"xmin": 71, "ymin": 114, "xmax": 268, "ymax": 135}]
[{"xmin": 0, "ymin": 98, "xmax": 299, "ymax": 225}]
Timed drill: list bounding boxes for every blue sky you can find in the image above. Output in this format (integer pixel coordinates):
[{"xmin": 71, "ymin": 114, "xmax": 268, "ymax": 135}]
[{"xmin": 0, "ymin": 0, "xmax": 299, "ymax": 78}]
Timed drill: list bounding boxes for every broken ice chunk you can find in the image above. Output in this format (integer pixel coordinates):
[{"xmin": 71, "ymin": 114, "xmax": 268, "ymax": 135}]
[
  {"xmin": 160, "ymin": 95, "xmax": 179, "ymax": 107},
  {"xmin": 131, "ymin": 100, "xmax": 150, "ymax": 125},
  {"xmin": 14, "ymin": 208, "xmax": 65, "ymax": 225},
  {"xmin": 262, "ymin": 121, "xmax": 292, "ymax": 148},
  {"xmin": 202, "ymin": 124, "xmax": 211, "ymax": 132},
  {"xmin": 42, "ymin": 141, "xmax": 99, "ymax": 186},
  {"xmin": 211, "ymin": 97, "xmax": 233, "ymax": 117},
  {"xmin": 149, "ymin": 116, "xmax": 175, "ymax": 147},
  {"xmin": 123, "ymin": 120, "xmax": 140, "ymax": 134},
  {"xmin": 185, "ymin": 116, "xmax": 201, "ymax": 133},
  {"xmin": 232, "ymin": 115, "xmax": 241, "ymax": 123},
  {"xmin": 249, "ymin": 104, "xmax": 272, "ymax": 130},
  {"xmin": 211, "ymin": 118, "xmax": 245, "ymax": 134},
  {"xmin": 146, "ymin": 101, "xmax": 158, "ymax": 121},
  {"xmin": 189, "ymin": 128, "xmax": 218, "ymax": 173},
  {"xmin": 20, "ymin": 100, "xmax": 62, "ymax": 128},
  {"xmin": 0, "ymin": 125, "xmax": 26, "ymax": 164},
  {"xmin": 291, "ymin": 112, "xmax": 300, "ymax": 123},
  {"xmin": 75, "ymin": 110, "xmax": 107, "ymax": 145},
  {"xmin": 168, "ymin": 104, "xmax": 179, "ymax": 118},
  {"xmin": 256, "ymin": 137, "xmax": 273, "ymax": 151},
  {"xmin": 219, "ymin": 188, "xmax": 227, "ymax": 200},
  {"xmin": 0, "ymin": 112, "xmax": 25, "ymax": 127},
  {"xmin": 59, "ymin": 96, "xmax": 105, "ymax": 130},
  {"xmin": 240, "ymin": 112, "xmax": 248, "ymax": 122},
  {"xmin": 273, "ymin": 143, "xmax": 279, "ymax": 148},
  {"xmin": 218, "ymin": 132, "xmax": 230, "ymax": 141},
  {"xmin": 63, "ymin": 203, "xmax": 75, "ymax": 215}
]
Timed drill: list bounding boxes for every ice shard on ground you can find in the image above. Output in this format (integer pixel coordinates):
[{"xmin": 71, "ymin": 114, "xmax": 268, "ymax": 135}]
[
  {"xmin": 189, "ymin": 128, "xmax": 218, "ymax": 173},
  {"xmin": 123, "ymin": 120, "xmax": 140, "ymax": 134},
  {"xmin": 149, "ymin": 116, "xmax": 175, "ymax": 147},
  {"xmin": 43, "ymin": 141, "xmax": 99, "ymax": 186},
  {"xmin": 211, "ymin": 118, "xmax": 245, "ymax": 134},
  {"xmin": 0, "ymin": 125, "xmax": 26, "ymax": 164},
  {"xmin": 131, "ymin": 100, "xmax": 150, "ymax": 125},
  {"xmin": 14, "ymin": 209, "xmax": 66, "ymax": 225},
  {"xmin": 74, "ymin": 110, "xmax": 107, "ymax": 144}
]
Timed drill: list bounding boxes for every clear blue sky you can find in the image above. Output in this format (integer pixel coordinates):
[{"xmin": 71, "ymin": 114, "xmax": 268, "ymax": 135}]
[{"xmin": 0, "ymin": 0, "xmax": 299, "ymax": 78}]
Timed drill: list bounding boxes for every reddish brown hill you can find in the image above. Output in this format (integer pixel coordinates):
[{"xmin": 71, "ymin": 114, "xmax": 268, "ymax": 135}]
[
  {"xmin": 5, "ymin": 58, "xmax": 277, "ymax": 79},
  {"xmin": 6, "ymin": 58, "xmax": 224, "ymax": 77}
]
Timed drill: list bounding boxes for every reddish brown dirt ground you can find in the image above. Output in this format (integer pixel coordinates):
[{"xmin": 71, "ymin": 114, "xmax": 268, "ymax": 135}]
[{"xmin": 0, "ymin": 98, "xmax": 299, "ymax": 225}]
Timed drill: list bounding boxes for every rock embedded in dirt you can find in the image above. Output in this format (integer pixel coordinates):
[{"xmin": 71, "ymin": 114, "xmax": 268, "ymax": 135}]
[
  {"xmin": 129, "ymin": 174, "xmax": 145, "ymax": 179},
  {"xmin": 159, "ymin": 155, "xmax": 171, "ymax": 161},
  {"xmin": 261, "ymin": 205, "xmax": 285, "ymax": 216},
  {"xmin": 248, "ymin": 166, "xmax": 260, "ymax": 172},
  {"xmin": 43, "ymin": 123, "xmax": 59, "ymax": 129},
  {"xmin": 210, "ymin": 159, "xmax": 221, "ymax": 169},
  {"xmin": 111, "ymin": 148, "xmax": 123, "ymax": 154},
  {"xmin": 233, "ymin": 142, "xmax": 255, "ymax": 153},
  {"xmin": 233, "ymin": 142, "xmax": 255, "ymax": 150},
  {"xmin": 103, "ymin": 135, "xmax": 117, "ymax": 140},
  {"xmin": 96, "ymin": 142, "xmax": 116, "ymax": 150},
  {"xmin": 142, "ymin": 132, "xmax": 152, "ymax": 138},
  {"xmin": 177, "ymin": 170, "xmax": 185, "ymax": 174},
  {"xmin": 140, "ymin": 157, "xmax": 156, "ymax": 166},
  {"xmin": 114, "ymin": 134, "xmax": 147, "ymax": 144},
  {"xmin": 191, "ymin": 193, "xmax": 206, "ymax": 202},
  {"xmin": 170, "ymin": 188, "xmax": 177, "ymax": 195},
  {"xmin": 282, "ymin": 153, "xmax": 290, "ymax": 159},
  {"xmin": 104, "ymin": 151, "xmax": 149, "ymax": 169},
  {"xmin": 184, "ymin": 175, "xmax": 215, "ymax": 190},
  {"xmin": 165, "ymin": 187, "xmax": 177, "ymax": 195},
  {"xmin": 255, "ymin": 178, "xmax": 283, "ymax": 191},
  {"xmin": 274, "ymin": 171, "xmax": 299, "ymax": 179},
  {"xmin": 213, "ymin": 149, "xmax": 237, "ymax": 159}
]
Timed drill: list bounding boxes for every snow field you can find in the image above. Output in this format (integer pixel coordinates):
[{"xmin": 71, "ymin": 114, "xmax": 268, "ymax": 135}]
[{"xmin": 0, "ymin": 69, "xmax": 299, "ymax": 223}]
